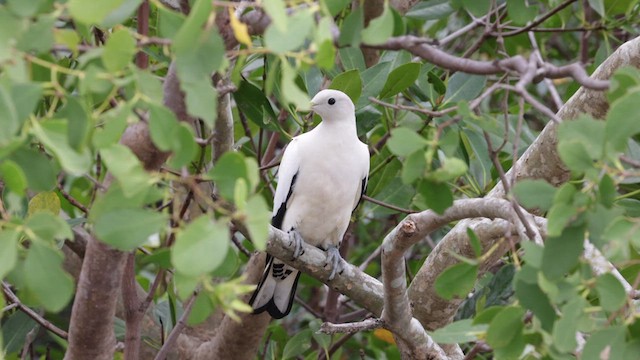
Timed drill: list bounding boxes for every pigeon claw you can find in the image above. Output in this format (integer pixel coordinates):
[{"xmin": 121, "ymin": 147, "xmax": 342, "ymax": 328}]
[
  {"xmin": 289, "ymin": 230, "xmax": 305, "ymax": 259},
  {"xmin": 325, "ymin": 246, "xmax": 344, "ymax": 281}
]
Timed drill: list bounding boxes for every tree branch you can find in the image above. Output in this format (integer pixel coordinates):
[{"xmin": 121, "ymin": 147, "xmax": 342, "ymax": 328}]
[{"xmin": 407, "ymin": 35, "xmax": 640, "ymax": 335}]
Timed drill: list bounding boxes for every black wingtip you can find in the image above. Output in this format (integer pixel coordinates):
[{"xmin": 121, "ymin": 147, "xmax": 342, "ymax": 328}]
[{"xmin": 250, "ymin": 271, "xmax": 301, "ymax": 319}]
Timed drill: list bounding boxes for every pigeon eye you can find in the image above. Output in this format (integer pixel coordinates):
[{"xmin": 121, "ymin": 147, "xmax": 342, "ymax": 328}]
[{"xmin": 328, "ymin": 98, "xmax": 336, "ymax": 105}]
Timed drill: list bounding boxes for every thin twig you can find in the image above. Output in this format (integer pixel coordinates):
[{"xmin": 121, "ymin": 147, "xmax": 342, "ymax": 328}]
[
  {"xmin": 2, "ymin": 282, "xmax": 68, "ymax": 339},
  {"xmin": 363, "ymin": 195, "xmax": 415, "ymax": 214},
  {"xmin": 153, "ymin": 292, "xmax": 198, "ymax": 360}
]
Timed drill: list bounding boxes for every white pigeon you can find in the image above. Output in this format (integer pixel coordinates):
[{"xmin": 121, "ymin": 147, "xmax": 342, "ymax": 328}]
[{"xmin": 249, "ymin": 89, "xmax": 370, "ymax": 318}]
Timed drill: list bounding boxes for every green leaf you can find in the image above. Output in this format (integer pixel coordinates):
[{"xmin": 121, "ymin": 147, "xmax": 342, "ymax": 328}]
[
  {"xmin": 406, "ymin": 0, "xmax": 455, "ymax": 20},
  {"xmin": 0, "ymin": 229, "xmax": 19, "ymax": 279},
  {"xmin": 94, "ymin": 208, "xmax": 167, "ymax": 250},
  {"xmin": 557, "ymin": 115, "xmax": 605, "ymax": 161},
  {"xmin": 430, "ymin": 319, "xmax": 486, "ymax": 344},
  {"xmin": 31, "ymin": 119, "xmax": 92, "ymax": 176},
  {"xmin": 486, "ymin": 306, "xmax": 525, "ymax": 349},
  {"xmin": 0, "ymin": 160, "xmax": 27, "ymax": 196},
  {"xmin": 233, "ymin": 80, "xmax": 278, "ymax": 131},
  {"xmin": 167, "ymin": 124, "xmax": 198, "ymax": 168},
  {"xmin": 357, "ymin": 61, "xmax": 392, "ymax": 109},
  {"xmin": 514, "ymin": 266, "xmax": 556, "ymax": 332},
  {"xmin": 461, "ymin": 0, "xmax": 490, "ymax": 16},
  {"xmin": 187, "ymin": 292, "xmax": 215, "ymax": 325},
  {"xmin": 558, "ymin": 140, "xmax": 594, "ymax": 173},
  {"xmin": 507, "ymin": 0, "xmax": 538, "ymax": 25},
  {"xmin": 25, "ymin": 211, "xmax": 72, "ymax": 242},
  {"xmin": 435, "ymin": 262, "xmax": 478, "ymax": 300},
  {"xmin": 8, "ymin": 148, "xmax": 56, "ymax": 192},
  {"xmin": 157, "ymin": 6, "xmax": 185, "ymax": 38},
  {"xmin": 263, "ymin": 0, "xmax": 288, "ymax": 32},
  {"xmin": 552, "ymin": 297, "xmax": 586, "ymax": 353},
  {"xmin": 16, "ymin": 15, "xmax": 54, "ymax": 54},
  {"xmin": 386, "ymin": 127, "xmax": 427, "ymax": 156},
  {"xmin": 361, "ymin": 4, "xmax": 394, "ymax": 45},
  {"xmin": 58, "ymin": 97, "xmax": 90, "ymax": 151},
  {"xmin": 587, "ymin": 204, "xmax": 623, "ymax": 248},
  {"xmin": 149, "ymin": 102, "xmax": 181, "ymax": 152},
  {"xmin": 68, "ymin": 0, "xmax": 137, "ymax": 26},
  {"xmin": 542, "ymin": 225, "xmax": 585, "ymax": 280},
  {"xmin": 102, "ymin": 28, "xmax": 136, "ymax": 72},
  {"xmin": 588, "ymin": 0, "xmax": 605, "ymax": 17},
  {"xmin": 93, "ymin": 104, "xmax": 130, "ymax": 149},
  {"xmin": 401, "ymin": 150, "xmax": 426, "ymax": 184},
  {"xmin": 171, "ymin": 216, "xmax": 229, "ymax": 276},
  {"xmin": 283, "ymin": 329, "xmax": 312, "ymax": 359},
  {"xmin": 444, "ymin": 73, "xmax": 486, "ymax": 104},
  {"xmin": 280, "ymin": 60, "xmax": 310, "ymax": 111},
  {"xmin": 244, "ymin": 195, "xmax": 271, "ymax": 251},
  {"xmin": 329, "ymin": 69, "xmax": 362, "ymax": 103},
  {"xmin": 0, "ymin": 85, "xmax": 20, "ymax": 147},
  {"xmin": 513, "ymin": 179, "xmax": 557, "ymax": 211},
  {"xmin": 428, "ymin": 157, "xmax": 468, "ymax": 182},
  {"xmin": 338, "ymin": 7, "xmax": 363, "ymax": 47},
  {"xmin": 467, "ymin": 228, "xmax": 482, "ymax": 257},
  {"xmin": 379, "ymin": 62, "xmax": 420, "ymax": 98},
  {"xmin": 598, "ymin": 174, "xmax": 616, "ymax": 208},
  {"xmin": 7, "ymin": 0, "xmax": 44, "ymax": 17},
  {"xmin": 264, "ymin": 10, "xmax": 314, "ymax": 54},
  {"xmin": 582, "ymin": 326, "xmax": 626, "ymax": 360},
  {"xmin": 596, "ymin": 273, "xmax": 627, "ymax": 312},
  {"xmin": 547, "ymin": 202, "xmax": 577, "ymax": 237},
  {"xmin": 100, "ymin": 143, "xmax": 154, "ymax": 198},
  {"xmin": 210, "ymin": 152, "xmax": 249, "ymax": 201},
  {"xmin": 605, "ymin": 89, "xmax": 640, "ymax": 152},
  {"xmin": 24, "ymin": 243, "xmax": 74, "ymax": 312},
  {"xmin": 323, "ymin": 0, "xmax": 351, "ymax": 17},
  {"xmin": 182, "ymin": 77, "xmax": 219, "ymax": 129},
  {"xmin": 27, "ymin": 191, "xmax": 60, "ymax": 216},
  {"xmin": 418, "ymin": 179, "xmax": 453, "ymax": 215}
]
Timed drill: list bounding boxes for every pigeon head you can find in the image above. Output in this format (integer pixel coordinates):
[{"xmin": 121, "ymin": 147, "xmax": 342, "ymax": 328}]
[{"xmin": 310, "ymin": 90, "xmax": 355, "ymax": 122}]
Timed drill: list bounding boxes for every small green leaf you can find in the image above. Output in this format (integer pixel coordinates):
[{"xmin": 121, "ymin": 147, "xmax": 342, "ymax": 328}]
[
  {"xmin": 210, "ymin": 152, "xmax": 248, "ymax": 202},
  {"xmin": 386, "ymin": 127, "xmax": 427, "ymax": 156},
  {"xmin": 283, "ymin": 329, "xmax": 312, "ymax": 359},
  {"xmin": 513, "ymin": 179, "xmax": 557, "ymax": 211},
  {"xmin": 507, "ymin": 0, "xmax": 538, "ymax": 25},
  {"xmin": 233, "ymin": 80, "xmax": 278, "ymax": 131},
  {"xmin": 379, "ymin": 62, "xmax": 420, "ymax": 98},
  {"xmin": 31, "ymin": 119, "xmax": 92, "ymax": 176},
  {"xmin": 94, "ymin": 209, "xmax": 167, "ymax": 250},
  {"xmin": 467, "ymin": 228, "xmax": 482, "ymax": 257},
  {"xmin": 428, "ymin": 157, "xmax": 468, "ymax": 182},
  {"xmin": 595, "ymin": 273, "xmax": 627, "ymax": 312},
  {"xmin": 100, "ymin": 143, "xmax": 154, "ymax": 198},
  {"xmin": 7, "ymin": 0, "xmax": 44, "ymax": 17},
  {"xmin": 149, "ymin": 102, "xmax": 181, "ymax": 152},
  {"xmin": 444, "ymin": 73, "xmax": 486, "ymax": 104},
  {"xmin": 0, "ymin": 160, "xmax": 27, "ymax": 196},
  {"xmin": 245, "ymin": 195, "xmax": 271, "ymax": 250},
  {"xmin": 401, "ymin": 150, "xmax": 426, "ymax": 184},
  {"xmin": 171, "ymin": 216, "xmax": 229, "ymax": 276},
  {"xmin": 552, "ymin": 297, "xmax": 586, "ymax": 353},
  {"xmin": 338, "ymin": 7, "xmax": 363, "ymax": 47},
  {"xmin": 558, "ymin": 140, "xmax": 594, "ymax": 173},
  {"xmin": 25, "ymin": 211, "xmax": 72, "ymax": 242},
  {"xmin": 430, "ymin": 319, "xmax": 486, "ymax": 344},
  {"xmin": 9, "ymin": 148, "xmax": 56, "ymax": 192},
  {"xmin": 361, "ymin": 4, "xmax": 394, "ymax": 45},
  {"xmin": 486, "ymin": 306, "xmax": 525, "ymax": 349},
  {"xmin": 0, "ymin": 229, "xmax": 19, "ymax": 279},
  {"xmin": 264, "ymin": 10, "xmax": 313, "ymax": 54},
  {"xmin": 588, "ymin": 0, "xmax": 605, "ymax": 17},
  {"xmin": 102, "ymin": 28, "xmax": 136, "ymax": 72},
  {"xmin": 582, "ymin": 326, "xmax": 626, "ymax": 360},
  {"xmin": 514, "ymin": 266, "xmax": 556, "ymax": 332},
  {"xmin": 418, "ymin": 179, "xmax": 453, "ymax": 215},
  {"xmin": 546, "ymin": 202, "xmax": 577, "ymax": 237},
  {"xmin": 280, "ymin": 61, "xmax": 310, "ymax": 111},
  {"xmin": 182, "ymin": 78, "xmax": 218, "ymax": 128},
  {"xmin": 605, "ymin": 89, "xmax": 640, "ymax": 152},
  {"xmin": 28, "ymin": 191, "xmax": 60, "ymax": 216},
  {"xmin": 24, "ymin": 243, "xmax": 74, "ymax": 312},
  {"xmin": 329, "ymin": 69, "xmax": 362, "ymax": 103},
  {"xmin": 542, "ymin": 225, "xmax": 585, "ymax": 280},
  {"xmin": 406, "ymin": 0, "xmax": 455, "ymax": 20},
  {"xmin": 262, "ymin": 0, "xmax": 288, "ymax": 32},
  {"xmin": 598, "ymin": 174, "xmax": 616, "ymax": 208},
  {"xmin": 187, "ymin": 292, "xmax": 215, "ymax": 325},
  {"xmin": 435, "ymin": 262, "xmax": 478, "ymax": 300}
]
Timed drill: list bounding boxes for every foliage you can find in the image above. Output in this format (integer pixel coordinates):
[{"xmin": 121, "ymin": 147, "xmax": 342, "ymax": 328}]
[{"xmin": 0, "ymin": 0, "xmax": 639, "ymax": 359}]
